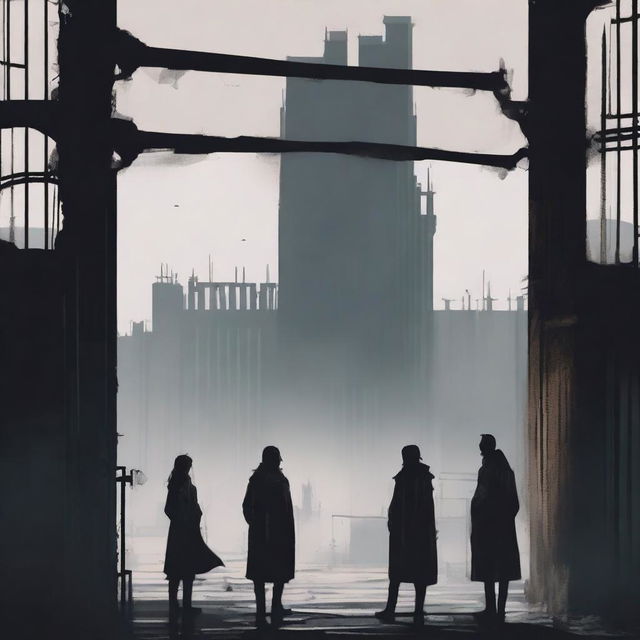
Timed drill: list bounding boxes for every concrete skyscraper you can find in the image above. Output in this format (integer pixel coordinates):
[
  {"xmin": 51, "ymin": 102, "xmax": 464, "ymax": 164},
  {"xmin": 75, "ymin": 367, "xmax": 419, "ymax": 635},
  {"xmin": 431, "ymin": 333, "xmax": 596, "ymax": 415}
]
[{"xmin": 278, "ymin": 17, "xmax": 435, "ymax": 386}]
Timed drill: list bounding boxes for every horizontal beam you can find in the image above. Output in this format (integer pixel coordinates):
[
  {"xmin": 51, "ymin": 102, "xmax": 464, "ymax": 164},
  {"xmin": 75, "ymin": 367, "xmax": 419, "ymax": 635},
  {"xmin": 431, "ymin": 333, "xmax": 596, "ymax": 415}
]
[
  {"xmin": 117, "ymin": 32, "xmax": 508, "ymax": 92},
  {"xmin": 0, "ymin": 60, "xmax": 27, "ymax": 69},
  {"xmin": 134, "ymin": 130, "xmax": 528, "ymax": 170},
  {"xmin": 0, "ymin": 101, "xmax": 57, "ymax": 137},
  {"xmin": 606, "ymin": 112, "xmax": 640, "ymax": 120},
  {"xmin": 0, "ymin": 171, "xmax": 58, "ymax": 191},
  {"xmin": 612, "ymin": 15, "xmax": 639, "ymax": 24}
]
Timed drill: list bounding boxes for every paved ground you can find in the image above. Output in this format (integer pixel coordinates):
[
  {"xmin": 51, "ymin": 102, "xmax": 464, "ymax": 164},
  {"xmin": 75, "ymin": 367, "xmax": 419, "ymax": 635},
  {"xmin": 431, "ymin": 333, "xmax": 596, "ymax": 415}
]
[{"xmin": 122, "ymin": 554, "xmax": 631, "ymax": 639}]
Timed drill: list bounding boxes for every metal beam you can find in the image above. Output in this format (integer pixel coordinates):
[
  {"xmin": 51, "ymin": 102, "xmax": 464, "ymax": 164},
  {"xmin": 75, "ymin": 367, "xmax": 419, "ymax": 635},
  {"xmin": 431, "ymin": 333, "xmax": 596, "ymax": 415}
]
[
  {"xmin": 131, "ymin": 129, "xmax": 528, "ymax": 170},
  {"xmin": 116, "ymin": 30, "xmax": 508, "ymax": 93}
]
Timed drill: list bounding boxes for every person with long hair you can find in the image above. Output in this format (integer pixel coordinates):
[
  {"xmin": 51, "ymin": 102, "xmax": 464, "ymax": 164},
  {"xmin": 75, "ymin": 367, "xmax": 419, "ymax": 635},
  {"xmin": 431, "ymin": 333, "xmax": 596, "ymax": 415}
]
[
  {"xmin": 164, "ymin": 454, "xmax": 224, "ymax": 616},
  {"xmin": 375, "ymin": 445, "xmax": 438, "ymax": 627},
  {"xmin": 470, "ymin": 434, "xmax": 521, "ymax": 626},
  {"xmin": 242, "ymin": 446, "xmax": 295, "ymax": 630}
]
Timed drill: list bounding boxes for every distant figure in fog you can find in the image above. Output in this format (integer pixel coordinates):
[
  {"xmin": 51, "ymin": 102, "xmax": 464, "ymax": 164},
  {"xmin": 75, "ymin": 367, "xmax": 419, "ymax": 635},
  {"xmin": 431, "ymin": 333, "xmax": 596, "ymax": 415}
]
[
  {"xmin": 375, "ymin": 445, "xmax": 437, "ymax": 627},
  {"xmin": 470, "ymin": 434, "xmax": 520, "ymax": 625},
  {"xmin": 243, "ymin": 446, "xmax": 295, "ymax": 630},
  {"xmin": 164, "ymin": 455, "xmax": 224, "ymax": 616}
]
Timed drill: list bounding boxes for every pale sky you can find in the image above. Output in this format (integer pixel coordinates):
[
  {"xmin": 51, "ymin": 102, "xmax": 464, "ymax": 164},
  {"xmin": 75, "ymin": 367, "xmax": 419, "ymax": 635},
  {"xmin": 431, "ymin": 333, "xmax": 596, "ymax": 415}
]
[{"xmin": 116, "ymin": 0, "xmax": 529, "ymax": 333}]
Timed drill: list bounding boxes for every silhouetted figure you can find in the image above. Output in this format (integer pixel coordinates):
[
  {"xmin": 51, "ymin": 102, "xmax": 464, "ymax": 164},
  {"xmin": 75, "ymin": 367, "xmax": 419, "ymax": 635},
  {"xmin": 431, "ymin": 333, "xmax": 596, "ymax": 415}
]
[
  {"xmin": 242, "ymin": 446, "xmax": 295, "ymax": 630},
  {"xmin": 471, "ymin": 434, "xmax": 520, "ymax": 626},
  {"xmin": 375, "ymin": 445, "xmax": 437, "ymax": 627},
  {"xmin": 164, "ymin": 455, "xmax": 224, "ymax": 617}
]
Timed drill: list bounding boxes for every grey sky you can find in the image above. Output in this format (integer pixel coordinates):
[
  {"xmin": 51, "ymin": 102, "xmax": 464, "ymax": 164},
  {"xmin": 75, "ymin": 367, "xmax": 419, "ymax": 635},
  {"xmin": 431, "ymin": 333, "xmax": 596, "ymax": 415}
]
[{"xmin": 116, "ymin": 0, "xmax": 529, "ymax": 333}]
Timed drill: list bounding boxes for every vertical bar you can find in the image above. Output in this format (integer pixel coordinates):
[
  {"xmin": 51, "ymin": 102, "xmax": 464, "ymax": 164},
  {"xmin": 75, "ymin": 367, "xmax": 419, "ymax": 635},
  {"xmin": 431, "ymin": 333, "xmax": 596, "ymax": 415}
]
[
  {"xmin": 601, "ymin": 28, "xmax": 607, "ymax": 265},
  {"xmin": 23, "ymin": 0, "xmax": 28, "ymax": 248},
  {"xmin": 633, "ymin": 0, "xmax": 638, "ymax": 266},
  {"xmin": 2, "ymin": 0, "xmax": 5, "ymax": 98},
  {"xmin": 44, "ymin": 0, "xmax": 49, "ymax": 249},
  {"xmin": 9, "ymin": 128, "xmax": 14, "ymax": 243},
  {"xmin": 50, "ymin": 185, "xmax": 56, "ymax": 248},
  {"xmin": 616, "ymin": 0, "xmax": 622, "ymax": 264},
  {"xmin": 7, "ymin": 0, "xmax": 12, "ymax": 245},
  {"xmin": 6, "ymin": 0, "xmax": 9, "ymax": 100},
  {"xmin": 120, "ymin": 472, "xmax": 126, "ymax": 607}
]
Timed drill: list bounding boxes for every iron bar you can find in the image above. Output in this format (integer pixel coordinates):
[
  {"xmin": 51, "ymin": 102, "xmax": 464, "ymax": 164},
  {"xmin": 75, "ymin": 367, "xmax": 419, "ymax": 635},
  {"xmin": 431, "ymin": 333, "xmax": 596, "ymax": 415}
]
[
  {"xmin": 120, "ymin": 33, "xmax": 508, "ymax": 93},
  {"xmin": 0, "ymin": 60, "xmax": 25, "ymax": 68},
  {"xmin": 599, "ymin": 131, "xmax": 640, "ymax": 142},
  {"xmin": 6, "ymin": 0, "xmax": 9, "ymax": 100},
  {"xmin": 603, "ymin": 143, "xmax": 640, "ymax": 151},
  {"xmin": 617, "ymin": 0, "xmax": 622, "ymax": 263},
  {"xmin": 601, "ymin": 28, "xmax": 607, "ymax": 265},
  {"xmin": 0, "ymin": 170, "xmax": 57, "ymax": 190},
  {"xmin": 133, "ymin": 130, "xmax": 528, "ymax": 170},
  {"xmin": 44, "ymin": 0, "xmax": 48, "ymax": 249},
  {"xmin": 6, "ymin": 0, "xmax": 11, "ymax": 244},
  {"xmin": 0, "ymin": 100, "xmax": 57, "ymax": 136},
  {"xmin": 612, "ymin": 15, "xmax": 638, "ymax": 25},
  {"xmin": 50, "ymin": 183, "xmax": 56, "ymax": 247},
  {"xmin": 23, "ymin": 0, "xmax": 29, "ymax": 248},
  {"xmin": 633, "ymin": 0, "xmax": 638, "ymax": 266},
  {"xmin": 116, "ymin": 467, "xmax": 129, "ymax": 607},
  {"xmin": 596, "ymin": 124, "xmax": 640, "ymax": 138}
]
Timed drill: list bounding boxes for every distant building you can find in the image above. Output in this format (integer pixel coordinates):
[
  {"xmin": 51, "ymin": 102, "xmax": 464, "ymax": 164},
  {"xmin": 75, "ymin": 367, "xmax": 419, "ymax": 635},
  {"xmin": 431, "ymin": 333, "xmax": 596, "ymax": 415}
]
[
  {"xmin": 117, "ymin": 18, "xmax": 527, "ymax": 564},
  {"xmin": 278, "ymin": 17, "xmax": 435, "ymax": 384},
  {"xmin": 117, "ymin": 271, "xmax": 277, "ymax": 547}
]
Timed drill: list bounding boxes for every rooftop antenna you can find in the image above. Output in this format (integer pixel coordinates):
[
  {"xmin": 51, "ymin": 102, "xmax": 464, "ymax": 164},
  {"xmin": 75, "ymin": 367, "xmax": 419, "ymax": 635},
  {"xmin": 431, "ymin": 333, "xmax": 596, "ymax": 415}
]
[
  {"xmin": 461, "ymin": 296, "xmax": 465, "ymax": 311},
  {"xmin": 242, "ymin": 266, "xmax": 246, "ymax": 284},
  {"xmin": 208, "ymin": 254, "xmax": 213, "ymax": 282},
  {"xmin": 482, "ymin": 269, "xmax": 486, "ymax": 311},
  {"xmin": 235, "ymin": 266, "xmax": 238, "ymax": 283},
  {"xmin": 486, "ymin": 281, "xmax": 497, "ymax": 311},
  {"xmin": 266, "ymin": 264, "xmax": 270, "ymax": 284},
  {"xmin": 465, "ymin": 289, "xmax": 471, "ymax": 311}
]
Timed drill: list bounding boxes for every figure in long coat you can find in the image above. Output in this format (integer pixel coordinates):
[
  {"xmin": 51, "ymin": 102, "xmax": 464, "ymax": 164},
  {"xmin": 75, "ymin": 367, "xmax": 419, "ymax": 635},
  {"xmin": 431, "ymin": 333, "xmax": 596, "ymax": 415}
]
[
  {"xmin": 242, "ymin": 446, "xmax": 295, "ymax": 629},
  {"xmin": 163, "ymin": 455, "xmax": 224, "ymax": 616},
  {"xmin": 375, "ymin": 445, "xmax": 437, "ymax": 627},
  {"xmin": 470, "ymin": 434, "xmax": 520, "ymax": 625}
]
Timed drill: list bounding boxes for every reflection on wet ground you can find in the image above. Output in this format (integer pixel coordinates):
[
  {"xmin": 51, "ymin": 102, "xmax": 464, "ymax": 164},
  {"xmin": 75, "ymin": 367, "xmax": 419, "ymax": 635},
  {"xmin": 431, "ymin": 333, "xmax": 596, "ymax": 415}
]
[{"xmin": 125, "ymin": 549, "xmax": 628, "ymax": 639}]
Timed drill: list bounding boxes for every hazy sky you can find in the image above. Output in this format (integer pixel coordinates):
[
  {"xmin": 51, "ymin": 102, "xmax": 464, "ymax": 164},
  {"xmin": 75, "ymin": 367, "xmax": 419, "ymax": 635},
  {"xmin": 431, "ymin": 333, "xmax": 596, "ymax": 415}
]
[{"xmin": 116, "ymin": 0, "xmax": 529, "ymax": 333}]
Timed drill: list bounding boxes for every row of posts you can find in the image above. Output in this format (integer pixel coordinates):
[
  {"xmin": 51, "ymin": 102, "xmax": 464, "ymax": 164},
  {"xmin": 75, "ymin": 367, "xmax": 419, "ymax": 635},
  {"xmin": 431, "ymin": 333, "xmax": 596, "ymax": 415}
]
[{"xmin": 187, "ymin": 277, "xmax": 278, "ymax": 311}]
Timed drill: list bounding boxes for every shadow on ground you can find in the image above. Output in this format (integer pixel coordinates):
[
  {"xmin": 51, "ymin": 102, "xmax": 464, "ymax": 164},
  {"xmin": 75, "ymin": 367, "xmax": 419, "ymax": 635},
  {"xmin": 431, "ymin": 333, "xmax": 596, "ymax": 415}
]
[{"xmin": 124, "ymin": 603, "xmax": 629, "ymax": 640}]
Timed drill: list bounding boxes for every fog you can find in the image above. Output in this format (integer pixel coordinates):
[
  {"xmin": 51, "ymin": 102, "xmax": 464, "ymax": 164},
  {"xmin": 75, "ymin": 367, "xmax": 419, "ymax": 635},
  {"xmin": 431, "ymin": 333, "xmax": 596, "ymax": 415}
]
[{"xmin": 115, "ymin": 1, "xmax": 529, "ymax": 584}]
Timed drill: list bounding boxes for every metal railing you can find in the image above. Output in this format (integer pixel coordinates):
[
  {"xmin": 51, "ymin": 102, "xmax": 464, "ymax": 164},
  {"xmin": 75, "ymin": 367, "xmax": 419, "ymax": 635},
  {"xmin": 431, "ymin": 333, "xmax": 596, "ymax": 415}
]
[
  {"xmin": 1, "ymin": 0, "xmax": 59, "ymax": 250},
  {"xmin": 594, "ymin": 0, "xmax": 640, "ymax": 266}
]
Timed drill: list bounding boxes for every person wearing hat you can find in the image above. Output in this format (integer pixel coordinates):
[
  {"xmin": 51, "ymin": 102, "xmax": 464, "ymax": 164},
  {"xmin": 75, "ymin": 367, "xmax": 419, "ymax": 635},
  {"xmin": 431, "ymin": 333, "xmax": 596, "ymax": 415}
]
[
  {"xmin": 242, "ymin": 446, "xmax": 295, "ymax": 629},
  {"xmin": 375, "ymin": 444, "xmax": 438, "ymax": 627},
  {"xmin": 470, "ymin": 434, "xmax": 521, "ymax": 626},
  {"xmin": 163, "ymin": 454, "xmax": 224, "ymax": 617}
]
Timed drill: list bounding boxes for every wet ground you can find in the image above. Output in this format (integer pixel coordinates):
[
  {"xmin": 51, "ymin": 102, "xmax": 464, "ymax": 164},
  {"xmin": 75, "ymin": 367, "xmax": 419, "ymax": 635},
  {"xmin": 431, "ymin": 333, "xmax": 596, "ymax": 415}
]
[{"xmin": 123, "ymin": 550, "xmax": 630, "ymax": 639}]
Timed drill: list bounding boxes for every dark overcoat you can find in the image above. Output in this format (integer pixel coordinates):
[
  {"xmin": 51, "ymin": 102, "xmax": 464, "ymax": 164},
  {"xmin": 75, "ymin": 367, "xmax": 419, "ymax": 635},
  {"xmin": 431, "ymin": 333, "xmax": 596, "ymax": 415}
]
[
  {"xmin": 388, "ymin": 462, "xmax": 438, "ymax": 585},
  {"xmin": 470, "ymin": 449, "xmax": 521, "ymax": 582},
  {"xmin": 163, "ymin": 480, "xmax": 224, "ymax": 579},
  {"xmin": 242, "ymin": 465, "xmax": 295, "ymax": 583}
]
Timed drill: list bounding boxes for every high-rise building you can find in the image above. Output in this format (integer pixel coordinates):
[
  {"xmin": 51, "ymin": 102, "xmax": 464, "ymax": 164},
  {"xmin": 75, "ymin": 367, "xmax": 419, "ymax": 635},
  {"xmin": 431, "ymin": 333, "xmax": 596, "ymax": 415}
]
[{"xmin": 278, "ymin": 17, "xmax": 435, "ymax": 384}]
